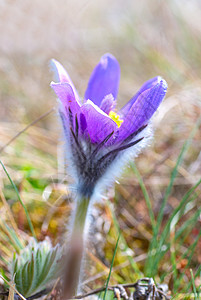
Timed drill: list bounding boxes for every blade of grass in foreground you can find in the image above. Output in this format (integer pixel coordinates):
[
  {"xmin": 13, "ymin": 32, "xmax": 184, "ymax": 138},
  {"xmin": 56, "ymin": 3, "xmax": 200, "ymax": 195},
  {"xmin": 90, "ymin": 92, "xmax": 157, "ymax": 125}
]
[
  {"xmin": 152, "ymin": 198, "xmax": 200, "ymax": 282},
  {"xmin": 150, "ymin": 179, "xmax": 201, "ymax": 274},
  {"xmin": 170, "ymin": 229, "xmax": 178, "ymax": 294},
  {"xmin": 156, "ymin": 117, "xmax": 201, "ymax": 232},
  {"xmin": 107, "ymin": 200, "xmax": 142, "ymax": 276},
  {"xmin": 145, "ymin": 117, "xmax": 201, "ymax": 276},
  {"xmin": 102, "ymin": 232, "xmax": 121, "ymax": 300},
  {"xmin": 130, "ymin": 163, "xmax": 155, "ymax": 231},
  {"xmin": 0, "ymin": 159, "xmax": 37, "ymax": 240},
  {"xmin": 184, "ymin": 265, "xmax": 201, "ymax": 295},
  {"xmin": 0, "ymin": 221, "xmax": 23, "ymax": 253},
  {"xmin": 173, "ymin": 229, "xmax": 201, "ymax": 293},
  {"xmin": 190, "ymin": 269, "xmax": 199, "ymax": 300},
  {"xmin": 175, "ymin": 207, "xmax": 201, "ymax": 245},
  {"xmin": 160, "ymin": 207, "xmax": 201, "ymax": 285}
]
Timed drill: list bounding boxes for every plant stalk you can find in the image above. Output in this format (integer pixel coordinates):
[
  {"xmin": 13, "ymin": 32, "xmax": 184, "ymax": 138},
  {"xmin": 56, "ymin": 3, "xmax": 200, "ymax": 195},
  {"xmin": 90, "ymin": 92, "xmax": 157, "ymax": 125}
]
[{"xmin": 63, "ymin": 195, "xmax": 90, "ymax": 299}]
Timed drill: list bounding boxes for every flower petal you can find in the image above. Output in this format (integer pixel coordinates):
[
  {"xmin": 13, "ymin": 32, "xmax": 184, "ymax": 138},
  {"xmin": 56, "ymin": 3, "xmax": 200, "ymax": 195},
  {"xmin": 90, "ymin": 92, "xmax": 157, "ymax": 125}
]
[
  {"xmin": 117, "ymin": 78, "xmax": 168, "ymax": 142},
  {"xmin": 51, "ymin": 82, "xmax": 81, "ymax": 133},
  {"xmin": 80, "ymin": 100, "xmax": 118, "ymax": 144},
  {"xmin": 50, "ymin": 59, "xmax": 80, "ymax": 102},
  {"xmin": 84, "ymin": 54, "xmax": 120, "ymax": 106},
  {"xmin": 99, "ymin": 94, "xmax": 116, "ymax": 115},
  {"xmin": 119, "ymin": 77, "xmax": 162, "ymax": 118}
]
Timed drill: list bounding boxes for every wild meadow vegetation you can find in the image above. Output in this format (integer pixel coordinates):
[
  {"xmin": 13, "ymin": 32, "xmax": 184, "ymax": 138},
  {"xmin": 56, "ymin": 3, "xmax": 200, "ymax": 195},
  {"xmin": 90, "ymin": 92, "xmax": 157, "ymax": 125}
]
[{"xmin": 0, "ymin": 1, "xmax": 200, "ymax": 299}]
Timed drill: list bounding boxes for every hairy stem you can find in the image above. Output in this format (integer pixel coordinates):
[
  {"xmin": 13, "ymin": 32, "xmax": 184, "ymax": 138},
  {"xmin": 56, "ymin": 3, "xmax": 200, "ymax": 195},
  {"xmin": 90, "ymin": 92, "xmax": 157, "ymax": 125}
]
[{"xmin": 63, "ymin": 195, "xmax": 90, "ymax": 299}]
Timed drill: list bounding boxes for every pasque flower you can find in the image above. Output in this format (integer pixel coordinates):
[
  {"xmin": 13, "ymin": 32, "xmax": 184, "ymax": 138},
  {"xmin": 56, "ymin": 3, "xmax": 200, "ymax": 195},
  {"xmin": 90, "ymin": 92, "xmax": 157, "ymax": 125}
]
[
  {"xmin": 51, "ymin": 54, "xmax": 167, "ymax": 198},
  {"xmin": 51, "ymin": 54, "xmax": 167, "ymax": 299}
]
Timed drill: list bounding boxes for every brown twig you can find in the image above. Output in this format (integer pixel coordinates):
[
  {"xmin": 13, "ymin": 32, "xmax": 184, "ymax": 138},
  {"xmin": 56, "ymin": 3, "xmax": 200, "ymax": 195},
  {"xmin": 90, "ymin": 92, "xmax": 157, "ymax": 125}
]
[
  {"xmin": 0, "ymin": 275, "xmax": 26, "ymax": 300},
  {"xmin": 70, "ymin": 281, "xmax": 171, "ymax": 299}
]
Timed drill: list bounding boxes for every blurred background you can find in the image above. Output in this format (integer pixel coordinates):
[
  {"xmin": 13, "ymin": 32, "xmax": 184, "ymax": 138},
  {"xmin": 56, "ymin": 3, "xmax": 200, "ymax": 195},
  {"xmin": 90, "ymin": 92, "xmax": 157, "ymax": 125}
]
[{"xmin": 0, "ymin": 0, "xmax": 200, "ymax": 297}]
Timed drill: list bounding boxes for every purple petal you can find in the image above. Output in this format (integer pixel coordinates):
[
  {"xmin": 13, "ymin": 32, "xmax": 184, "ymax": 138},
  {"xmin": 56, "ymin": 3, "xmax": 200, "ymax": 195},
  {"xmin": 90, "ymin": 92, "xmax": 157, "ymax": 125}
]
[
  {"xmin": 117, "ymin": 78, "xmax": 168, "ymax": 142},
  {"xmin": 51, "ymin": 59, "xmax": 80, "ymax": 102},
  {"xmin": 100, "ymin": 94, "xmax": 116, "ymax": 115},
  {"xmin": 80, "ymin": 113, "xmax": 87, "ymax": 133},
  {"xmin": 51, "ymin": 82, "xmax": 80, "ymax": 130},
  {"xmin": 84, "ymin": 53, "xmax": 120, "ymax": 107},
  {"xmin": 80, "ymin": 100, "xmax": 118, "ymax": 144},
  {"xmin": 119, "ymin": 77, "xmax": 162, "ymax": 118}
]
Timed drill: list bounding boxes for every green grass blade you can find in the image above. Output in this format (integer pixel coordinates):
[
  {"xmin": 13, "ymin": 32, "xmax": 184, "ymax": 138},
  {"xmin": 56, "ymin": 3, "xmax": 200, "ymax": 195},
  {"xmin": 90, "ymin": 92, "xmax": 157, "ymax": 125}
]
[
  {"xmin": 190, "ymin": 269, "xmax": 198, "ymax": 300},
  {"xmin": 157, "ymin": 117, "xmax": 200, "ymax": 228},
  {"xmin": 173, "ymin": 229, "xmax": 201, "ymax": 292},
  {"xmin": 130, "ymin": 163, "xmax": 156, "ymax": 230},
  {"xmin": 103, "ymin": 232, "xmax": 121, "ymax": 300},
  {"xmin": 148, "ymin": 176, "xmax": 200, "ymax": 271},
  {"xmin": 182, "ymin": 229, "xmax": 201, "ymax": 263},
  {"xmin": 146, "ymin": 198, "xmax": 198, "ymax": 276},
  {"xmin": 107, "ymin": 200, "xmax": 142, "ymax": 276},
  {"xmin": 175, "ymin": 207, "xmax": 201, "ymax": 242},
  {"xmin": 0, "ymin": 159, "xmax": 37, "ymax": 240},
  {"xmin": 0, "ymin": 256, "xmax": 9, "ymax": 266},
  {"xmin": 145, "ymin": 117, "xmax": 201, "ymax": 276},
  {"xmin": 184, "ymin": 265, "xmax": 201, "ymax": 294},
  {"xmin": 155, "ymin": 205, "xmax": 201, "ymax": 279},
  {"xmin": 3, "ymin": 223, "xmax": 23, "ymax": 251},
  {"xmin": 148, "ymin": 180, "xmax": 201, "ymax": 273},
  {"xmin": 170, "ymin": 230, "xmax": 178, "ymax": 294}
]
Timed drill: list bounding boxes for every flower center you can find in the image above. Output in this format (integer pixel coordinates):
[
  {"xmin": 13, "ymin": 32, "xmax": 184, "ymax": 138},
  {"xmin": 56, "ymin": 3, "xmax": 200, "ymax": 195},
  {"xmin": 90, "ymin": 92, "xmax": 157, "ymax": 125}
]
[{"xmin": 109, "ymin": 111, "xmax": 123, "ymax": 128}]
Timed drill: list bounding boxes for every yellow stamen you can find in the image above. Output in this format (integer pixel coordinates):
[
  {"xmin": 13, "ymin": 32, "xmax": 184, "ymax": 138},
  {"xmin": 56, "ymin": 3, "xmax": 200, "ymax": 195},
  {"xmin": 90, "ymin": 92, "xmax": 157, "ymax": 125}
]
[{"xmin": 109, "ymin": 111, "xmax": 123, "ymax": 128}]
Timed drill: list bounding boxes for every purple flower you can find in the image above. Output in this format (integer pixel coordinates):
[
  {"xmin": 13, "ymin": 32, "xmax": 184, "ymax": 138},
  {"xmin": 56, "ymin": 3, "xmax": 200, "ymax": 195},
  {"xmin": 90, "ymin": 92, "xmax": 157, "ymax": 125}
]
[{"xmin": 51, "ymin": 54, "xmax": 167, "ymax": 197}]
